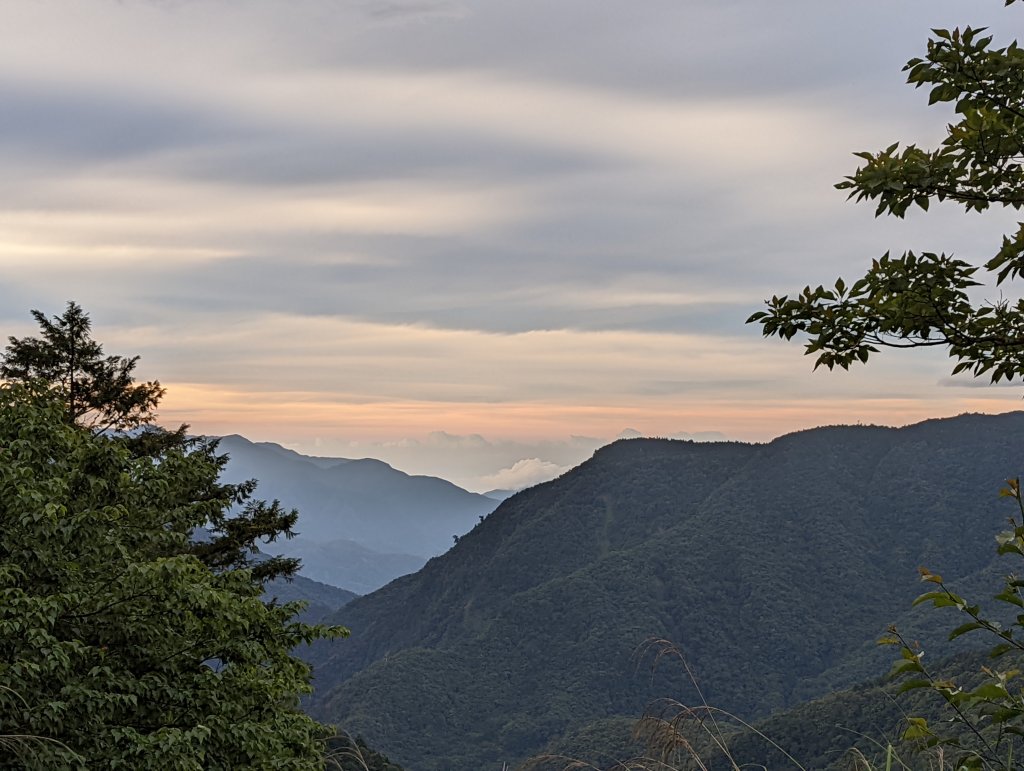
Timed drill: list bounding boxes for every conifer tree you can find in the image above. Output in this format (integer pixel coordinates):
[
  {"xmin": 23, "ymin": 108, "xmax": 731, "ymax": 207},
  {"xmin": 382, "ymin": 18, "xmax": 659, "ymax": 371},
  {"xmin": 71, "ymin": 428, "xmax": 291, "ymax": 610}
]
[
  {"xmin": 2, "ymin": 302, "xmax": 299, "ymax": 582},
  {"xmin": 1, "ymin": 301, "xmax": 164, "ymax": 434}
]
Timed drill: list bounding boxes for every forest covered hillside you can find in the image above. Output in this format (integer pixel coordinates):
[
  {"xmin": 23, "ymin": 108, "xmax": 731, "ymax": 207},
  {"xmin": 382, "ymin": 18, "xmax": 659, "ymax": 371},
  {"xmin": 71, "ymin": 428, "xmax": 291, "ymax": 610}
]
[
  {"xmin": 539, "ymin": 648, "xmax": 1024, "ymax": 770},
  {"xmin": 305, "ymin": 412, "xmax": 1024, "ymax": 769}
]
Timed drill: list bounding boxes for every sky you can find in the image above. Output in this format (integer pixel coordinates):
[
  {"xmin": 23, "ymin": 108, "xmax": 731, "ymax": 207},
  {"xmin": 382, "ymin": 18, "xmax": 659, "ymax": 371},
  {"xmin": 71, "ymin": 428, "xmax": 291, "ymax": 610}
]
[{"xmin": 1, "ymin": 0, "xmax": 1021, "ymax": 491}]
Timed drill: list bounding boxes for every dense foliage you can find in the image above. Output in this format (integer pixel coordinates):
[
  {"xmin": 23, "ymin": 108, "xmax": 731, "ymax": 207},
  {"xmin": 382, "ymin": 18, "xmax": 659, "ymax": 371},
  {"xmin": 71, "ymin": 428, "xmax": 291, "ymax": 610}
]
[
  {"xmin": 0, "ymin": 385, "xmax": 345, "ymax": 769},
  {"xmin": 875, "ymin": 480, "xmax": 1024, "ymax": 770},
  {"xmin": 303, "ymin": 414, "xmax": 1024, "ymax": 769},
  {"xmin": 2, "ymin": 302, "xmax": 300, "ymax": 582}
]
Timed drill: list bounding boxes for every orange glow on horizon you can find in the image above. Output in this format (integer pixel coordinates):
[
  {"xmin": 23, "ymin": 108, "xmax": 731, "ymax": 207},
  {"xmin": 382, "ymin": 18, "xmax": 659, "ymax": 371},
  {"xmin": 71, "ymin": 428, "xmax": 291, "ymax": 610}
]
[{"xmin": 158, "ymin": 381, "xmax": 1022, "ymax": 445}]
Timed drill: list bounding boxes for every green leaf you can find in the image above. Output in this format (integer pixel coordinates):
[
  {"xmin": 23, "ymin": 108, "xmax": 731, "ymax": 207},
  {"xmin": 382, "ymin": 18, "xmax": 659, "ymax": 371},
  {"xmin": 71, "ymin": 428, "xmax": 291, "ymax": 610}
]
[
  {"xmin": 898, "ymin": 679, "xmax": 935, "ymax": 693},
  {"xmin": 902, "ymin": 717, "xmax": 932, "ymax": 740},
  {"xmin": 949, "ymin": 622, "xmax": 985, "ymax": 640}
]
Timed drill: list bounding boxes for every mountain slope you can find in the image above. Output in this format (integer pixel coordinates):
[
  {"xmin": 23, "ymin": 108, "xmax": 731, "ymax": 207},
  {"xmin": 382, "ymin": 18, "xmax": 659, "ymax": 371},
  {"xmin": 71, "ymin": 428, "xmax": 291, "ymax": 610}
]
[
  {"xmin": 215, "ymin": 435, "xmax": 498, "ymax": 590},
  {"xmin": 273, "ymin": 538, "xmax": 426, "ymax": 596},
  {"xmin": 544, "ymin": 650, "xmax": 1024, "ymax": 771},
  {"xmin": 304, "ymin": 412, "xmax": 1024, "ymax": 770},
  {"xmin": 264, "ymin": 572, "xmax": 358, "ymax": 623},
  {"xmin": 193, "ymin": 530, "xmax": 359, "ymax": 621}
]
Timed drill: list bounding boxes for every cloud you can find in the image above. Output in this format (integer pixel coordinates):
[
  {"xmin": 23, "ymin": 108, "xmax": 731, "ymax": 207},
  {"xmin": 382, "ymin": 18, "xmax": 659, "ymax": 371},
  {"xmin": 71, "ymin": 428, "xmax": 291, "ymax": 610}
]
[
  {"xmin": 426, "ymin": 431, "xmax": 490, "ymax": 448},
  {"xmin": 615, "ymin": 427, "xmax": 729, "ymax": 441},
  {"xmin": 361, "ymin": 1, "xmax": 468, "ymax": 23},
  {"xmin": 937, "ymin": 377, "xmax": 1020, "ymax": 389},
  {"xmin": 1, "ymin": 0, "xmax": 1022, "ymax": 494},
  {"xmin": 0, "ymin": 79, "xmax": 240, "ymax": 164},
  {"xmin": 669, "ymin": 430, "xmax": 729, "ymax": 442},
  {"xmin": 477, "ymin": 458, "xmax": 571, "ymax": 492}
]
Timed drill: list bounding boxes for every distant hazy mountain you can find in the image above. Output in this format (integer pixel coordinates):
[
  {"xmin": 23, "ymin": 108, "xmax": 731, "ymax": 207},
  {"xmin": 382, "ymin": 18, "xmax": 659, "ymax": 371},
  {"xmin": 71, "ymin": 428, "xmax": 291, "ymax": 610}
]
[
  {"xmin": 482, "ymin": 489, "xmax": 516, "ymax": 501},
  {"xmin": 192, "ymin": 529, "xmax": 359, "ymax": 619},
  {"xmin": 303, "ymin": 412, "xmax": 1024, "ymax": 770},
  {"xmin": 271, "ymin": 538, "xmax": 426, "ymax": 596},
  {"xmin": 264, "ymin": 573, "xmax": 358, "ymax": 624},
  {"xmin": 215, "ymin": 435, "xmax": 498, "ymax": 591}
]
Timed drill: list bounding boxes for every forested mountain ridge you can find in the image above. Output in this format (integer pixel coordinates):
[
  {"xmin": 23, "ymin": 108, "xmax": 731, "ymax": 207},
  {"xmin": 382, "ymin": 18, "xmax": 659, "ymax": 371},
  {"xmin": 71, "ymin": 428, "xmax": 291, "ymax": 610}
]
[{"xmin": 305, "ymin": 412, "xmax": 1024, "ymax": 770}]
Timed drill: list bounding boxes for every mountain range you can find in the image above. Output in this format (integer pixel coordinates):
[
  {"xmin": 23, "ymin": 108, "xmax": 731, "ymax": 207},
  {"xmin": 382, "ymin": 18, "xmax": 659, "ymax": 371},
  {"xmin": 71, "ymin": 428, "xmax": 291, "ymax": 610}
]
[
  {"xmin": 299, "ymin": 411, "xmax": 1024, "ymax": 770},
  {"xmin": 216, "ymin": 435, "xmax": 498, "ymax": 593}
]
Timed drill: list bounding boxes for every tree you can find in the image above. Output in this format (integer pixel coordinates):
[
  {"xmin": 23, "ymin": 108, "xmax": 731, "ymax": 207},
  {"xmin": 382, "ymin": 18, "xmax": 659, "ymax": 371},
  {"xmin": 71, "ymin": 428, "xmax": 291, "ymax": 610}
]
[
  {"xmin": 749, "ymin": 14, "xmax": 1024, "ymax": 383},
  {"xmin": 0, "ymin": 383, "xmax": 347, "ymax": 769},
  {"xmin": 1, "ymin": 302, "xmax": 299, "ymax": 583},
  {"xmin": 749, "ymin": 5, "xmax": 1024, "ymax": 768},
  {"xmin": 1, "ymin": 301, "xmax": 164, "ymax": 434}
]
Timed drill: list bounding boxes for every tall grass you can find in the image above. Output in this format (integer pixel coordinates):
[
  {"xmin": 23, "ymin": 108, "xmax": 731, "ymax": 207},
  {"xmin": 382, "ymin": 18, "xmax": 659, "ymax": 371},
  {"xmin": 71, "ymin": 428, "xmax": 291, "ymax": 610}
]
[
  {"xmin": 523, "ymin": 639, "xmax": 962, "ymax": 771},
  {"xmin": 0, "ymin": 685, "xmax": 78, "ymax": 766}
]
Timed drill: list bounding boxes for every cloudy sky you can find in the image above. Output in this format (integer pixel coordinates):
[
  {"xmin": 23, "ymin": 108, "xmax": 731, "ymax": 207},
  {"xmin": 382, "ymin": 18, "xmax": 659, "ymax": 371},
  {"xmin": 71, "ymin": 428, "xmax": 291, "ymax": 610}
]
[{"xmin": 1, "ymin": 0, "xmax": 1020, "ymax": 490}]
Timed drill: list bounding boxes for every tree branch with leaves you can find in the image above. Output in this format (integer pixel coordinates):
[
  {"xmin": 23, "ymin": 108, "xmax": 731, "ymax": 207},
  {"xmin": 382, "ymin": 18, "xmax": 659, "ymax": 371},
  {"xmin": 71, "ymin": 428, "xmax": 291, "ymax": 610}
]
[
  {"xmin": 749, "ymin": 22, "xmax": 1024, "ymax": 383},
  {"xmin": 749, "ymin": 4, "xmax": 1024, "ymax": 766}
]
